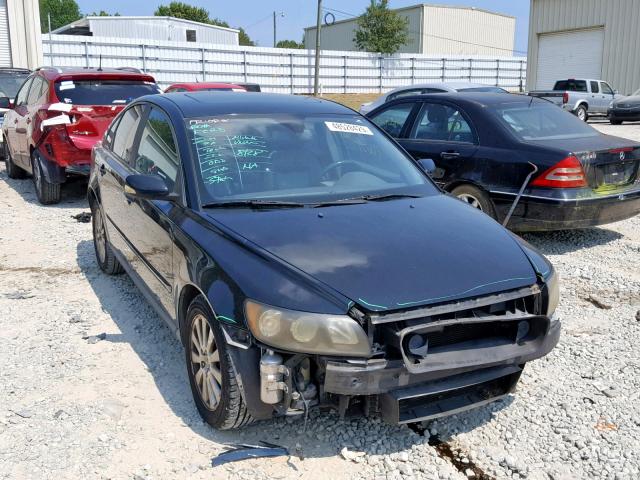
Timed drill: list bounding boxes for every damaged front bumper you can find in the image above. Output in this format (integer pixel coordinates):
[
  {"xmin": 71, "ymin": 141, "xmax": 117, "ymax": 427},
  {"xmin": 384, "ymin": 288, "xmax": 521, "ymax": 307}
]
[{"xmin": 321, "ymin": 285, "xmax": 561, "ymax": 424}]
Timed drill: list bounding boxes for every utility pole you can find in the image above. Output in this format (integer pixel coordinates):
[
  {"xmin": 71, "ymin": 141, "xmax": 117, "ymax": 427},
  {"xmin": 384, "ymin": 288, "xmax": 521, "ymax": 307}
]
[{"xmin": 313, "ymin": 0, "xmax": 322, "ymax": 96}]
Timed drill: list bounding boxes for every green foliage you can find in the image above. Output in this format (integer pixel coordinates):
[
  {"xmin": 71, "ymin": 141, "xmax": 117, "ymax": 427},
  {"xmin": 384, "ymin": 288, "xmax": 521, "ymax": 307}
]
[
  {"xmin": 88, "ymin": 11, "xmax": 121, "ymax": 16},
  {"xmin": 154, "ymin": 2, "xmax": 210, "ymax": 24},
  {"xmin": 276, "ymin": 39, "xmax": 304, "ymax": 49},
  {"xmin": 353, "ymin": 0, "xmax": 409, "ymax": 54},
  {"xmin": 154, "ymin": 1, "xmax": 255, "ymax": 46},
  {"xmin": 39, "ymin": 0, "xmax": 82, "ymax": 32}
]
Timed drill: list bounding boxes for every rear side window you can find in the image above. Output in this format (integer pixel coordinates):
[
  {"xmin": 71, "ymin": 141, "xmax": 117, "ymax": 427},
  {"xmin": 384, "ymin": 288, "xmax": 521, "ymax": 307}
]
[
  {"xmin": 111, "ymin": 105, "xmax": 143, "ymax": 161},
  {"xmin": 54, "ymin": 79, "xmax": 161, "ymax": 105},
  {"xmin": 133, "ymin": 107, "xmax": 179, "ymax": 191},
  {"xmin": 590, "ymin": 81, "xmax": 599, "ymax": 93},
  {"xmin": 553, "ymin": 80, "xmax": 587, "ymax": 92},
  {"xmin": 411, "ymin": 103, "xmax": 475, "ymax": 143},
  {"xmin": 27, "ymin": 77, "xmax": 48, "ymax": 104},
  {"xmin": 369, "ymin": 103, "xmax": 414, "ymax": 137}
]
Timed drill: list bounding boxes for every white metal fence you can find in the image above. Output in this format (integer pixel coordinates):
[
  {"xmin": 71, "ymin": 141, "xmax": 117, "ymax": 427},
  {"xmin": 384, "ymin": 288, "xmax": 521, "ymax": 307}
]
[{"xmin": 43, "ymin": 35, "xmax": 527, "ymax": 94}]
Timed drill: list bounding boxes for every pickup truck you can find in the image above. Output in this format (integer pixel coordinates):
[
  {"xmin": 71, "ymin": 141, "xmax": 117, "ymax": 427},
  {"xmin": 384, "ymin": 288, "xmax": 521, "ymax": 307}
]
[{"xmin": 528, "ymin": 79, "xmax": 621, "ymax": 122}]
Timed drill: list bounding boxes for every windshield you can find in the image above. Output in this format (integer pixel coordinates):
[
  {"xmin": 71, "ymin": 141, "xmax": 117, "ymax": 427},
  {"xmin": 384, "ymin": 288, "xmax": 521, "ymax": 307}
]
[
  {"xmin": 0, "ymin": 73, "xmax": 30, "ymax": 98},
  {"xmin": 457, "ymin": 86, "xmax": 507, "ymax": 93},
  {"xmin": 187, "ymin": 114, "xmax": 436, "ymax": 205},
  {"xmin": 492, "ymin": 103, "xmax": 599, "ymax": 141},
  {"xmin": 54, "ymin": 79, "xmax": 160, "ymax": 105},
  {"xmin": 632, "ymin": 88, "xmax": 640, "ymax": 97}
]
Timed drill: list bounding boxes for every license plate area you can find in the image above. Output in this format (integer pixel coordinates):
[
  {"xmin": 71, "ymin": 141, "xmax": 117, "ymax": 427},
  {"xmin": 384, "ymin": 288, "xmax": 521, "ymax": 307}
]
[
  {"xmin": 595, "ymin": 160, "xmax": 637, "ymax": 187},
  {"xmin": 398, "ymin": 315, "xmax": 549, "ymax": 374}
]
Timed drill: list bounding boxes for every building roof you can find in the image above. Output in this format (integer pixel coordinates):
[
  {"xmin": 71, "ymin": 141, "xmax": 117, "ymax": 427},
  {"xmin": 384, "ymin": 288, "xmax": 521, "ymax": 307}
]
[
  {"xmin": 53, "ymin": 16, "xmax": 240, "ymax": 36},
  {"xmin": 304, "ymin": 3, "xmax": 514, "ymax": 31}
]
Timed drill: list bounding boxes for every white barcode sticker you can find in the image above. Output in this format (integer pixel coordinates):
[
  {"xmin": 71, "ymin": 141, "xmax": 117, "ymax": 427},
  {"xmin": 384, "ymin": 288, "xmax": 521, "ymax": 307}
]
[{"xmin": 325, "ymin": 121, "xmax": 373, "ymax": 135}]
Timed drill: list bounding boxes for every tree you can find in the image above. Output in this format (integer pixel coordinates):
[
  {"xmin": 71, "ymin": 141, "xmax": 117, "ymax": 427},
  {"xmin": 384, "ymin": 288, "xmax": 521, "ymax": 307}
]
[
  {"xmin": 39, "ymin": 0, "xmax": 82, "ymax": 32},
  {"xmin": 353, "ymin": 0, "xmax": 409, "ymax": 54},
  {"xmin": 276, "ymin": 39, "xmax": 304, "ymax": 49},
  {"xmin": 154, "ymin": 2, "xmax": 210, "ymax": 24},
  {"xmin": 88, "ymin": 11, "xmax": 121, "ymax": 16},
  {"xmin": 154, "ymin": 2, "xmax": 256, "ymax": 46}
]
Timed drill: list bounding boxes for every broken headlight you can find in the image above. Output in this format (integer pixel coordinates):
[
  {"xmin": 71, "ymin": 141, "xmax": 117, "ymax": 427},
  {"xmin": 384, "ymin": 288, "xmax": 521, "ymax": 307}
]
[{"xmin": 245, "ymin": 300, "xmax": 371, "ymax": 357}]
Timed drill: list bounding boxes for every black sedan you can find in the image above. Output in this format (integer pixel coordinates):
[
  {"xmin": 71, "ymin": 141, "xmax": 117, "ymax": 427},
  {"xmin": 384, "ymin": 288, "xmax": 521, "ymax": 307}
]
[
  {"xmin": 368, "ymin": 93, "xmax": 640, "ymax": 231},
  {"xmin": 608, "ymin": 88, "xmax": 640, "ymax": 124},
  {"xmin": 89, "ymin": 92, "xmax": 559, "ymax": 429}
]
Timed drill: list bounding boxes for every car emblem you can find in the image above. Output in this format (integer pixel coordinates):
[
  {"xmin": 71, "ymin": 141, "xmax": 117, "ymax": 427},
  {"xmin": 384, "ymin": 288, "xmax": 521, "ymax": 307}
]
[{"xmin": 620, "ymin": 151, "xmax": 625, "ymax": 161}]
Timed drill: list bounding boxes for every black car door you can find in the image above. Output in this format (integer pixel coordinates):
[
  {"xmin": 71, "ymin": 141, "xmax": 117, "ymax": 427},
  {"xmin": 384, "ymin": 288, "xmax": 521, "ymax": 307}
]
[
  {"xmin": 114, "ymin": 105, "xmax": 181, "ymax": 318},
  {"xmin": 396, "ymin": 101, "xmax": 478, "ymax": 188}
]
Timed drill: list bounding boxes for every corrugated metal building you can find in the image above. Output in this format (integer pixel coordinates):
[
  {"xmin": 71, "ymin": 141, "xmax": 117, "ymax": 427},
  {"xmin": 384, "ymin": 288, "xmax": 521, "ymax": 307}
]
[
  {"xmin": 0, "ymin": 0, "xmax": 42, "ymax": 68},
  {"xmin": 304, "ymin": 3, "xmax": 515, "ymax": 56},
  {"xmin": 527, "ymin": 0, "xmax": 640, "ymax": 94},
  {"xmin": 53, "ymin": 16, "xmax": 239, "ymax": 46}
]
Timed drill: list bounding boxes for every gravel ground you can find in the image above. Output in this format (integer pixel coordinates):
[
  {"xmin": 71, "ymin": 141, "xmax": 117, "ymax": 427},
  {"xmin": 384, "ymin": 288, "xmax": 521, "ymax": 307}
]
[{"xmin": 0, "ymin": 123, "xmax": 639, "ymax": 480}]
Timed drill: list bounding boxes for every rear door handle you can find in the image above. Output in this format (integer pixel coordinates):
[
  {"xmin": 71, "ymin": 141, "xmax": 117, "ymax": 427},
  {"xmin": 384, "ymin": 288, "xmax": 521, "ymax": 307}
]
[
  {"xmin": 440, "ymin": 151, "xmax": 460, "ymax": 160},
  {"xmin": 26, "ymin": 118, "xmax": 31, "ymax": 124}
]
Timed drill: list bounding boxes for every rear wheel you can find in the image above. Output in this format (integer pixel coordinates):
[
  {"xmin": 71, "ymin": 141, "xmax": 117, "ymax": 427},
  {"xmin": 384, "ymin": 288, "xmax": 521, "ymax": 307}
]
[
  {"xmin": 91, "ymin": 202, "xmax": 123, "ymax": 275},
  {"xmin": 4, "ymin": 142, "xmax": 26, "ymax": 179},
  {"xmin": 575, "ymin": 105, "xmax": 588, "ymax": 122},
  {"xmin": 185, "ymin": 296, "xmax": 253, "ymax": 430},
  {"xmin": 450, "ymin": 184, "xmax": 497, "ymax": 220},
  {"xmin": 610, "ymin": 119, "xmax": 623, "ymax": 125},
  {"xmin": 31, "ymin": 151, "xmax": 61, "ymax": 204}
]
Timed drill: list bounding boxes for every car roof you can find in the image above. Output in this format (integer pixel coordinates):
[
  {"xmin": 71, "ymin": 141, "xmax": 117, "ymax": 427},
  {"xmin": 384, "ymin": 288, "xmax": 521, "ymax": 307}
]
[
  {"xmin": 384, "ymin": 92, "xmax": 540, "ymax": 108},
  {"xmin": 167, "ymin": 82, "xmax": 245, "ymax": 91},
  {"xmin": 387, "ymin": 82, "xmax": 503, "ymax": 94},
  {"xmin": 159, "ymin": 92, "xmax": 355, "ymax": 117},
  {"xmin": 35, "ymin": 66, "xmax": 155, "ymax": 82}
]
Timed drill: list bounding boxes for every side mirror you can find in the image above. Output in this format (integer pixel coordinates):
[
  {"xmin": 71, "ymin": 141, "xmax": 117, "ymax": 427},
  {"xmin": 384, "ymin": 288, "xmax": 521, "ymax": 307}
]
[
  {"xmin": 417, "ymin": 158, "xmax": 436, "ymax": 174},
  {"xmin": 124, "ymin": 174, "xmax": 172, "ymax": 200},
  {"xmin": 0, "ymin": 97, "xmax": 12, "ymax": 109}
]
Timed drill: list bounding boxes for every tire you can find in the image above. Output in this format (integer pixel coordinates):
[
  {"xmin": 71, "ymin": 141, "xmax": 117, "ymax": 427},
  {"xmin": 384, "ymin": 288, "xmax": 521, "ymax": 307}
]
[
  {"xmin": 185, "ymin": 295, "xmax": 253, "ymax": 430},
  {"xmin": 610, "ymin": 119, "xmax": 623, "ymax": 125},
  {"xmin": 4, "ymin": 142, "xmax": 26, "ymax": 179},
  {"xmin": 31, "ymin": 151, "xmax": 61, "ymax": 204},
  {"xmin": 450, "ymin": 184, "xmax": 497, "ymax": 220},
  {"xmin": 91, "ymin": 202, "xmax": 124, "ymax": 275},
  {"xmin": 575, "ymin": 105, "xmax": 588, "ymax": 122}
]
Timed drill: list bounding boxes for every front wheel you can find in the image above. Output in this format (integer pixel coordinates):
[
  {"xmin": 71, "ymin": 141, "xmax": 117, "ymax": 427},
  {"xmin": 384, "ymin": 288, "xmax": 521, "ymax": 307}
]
[
  {"xmin": 450, "ymin": 184, "xmax": 497, "ymax": 220},
  {"xmin": 31, "ymin": 152, "xmax": 61, "ymax": 204},
  {"xmin": 610, "ymin": 119, "xmax": 623, "ymax": 125},
  {"xmin": 575, "ymin": 105, "xmax": 588, "ymax": 122},
  {"xmin": 4, "ymin": 142, "xmax": 26, "ymax": 179},
  {"xmin": 185, "ymin": 296, "xmax": 253, "ymax": 430}
]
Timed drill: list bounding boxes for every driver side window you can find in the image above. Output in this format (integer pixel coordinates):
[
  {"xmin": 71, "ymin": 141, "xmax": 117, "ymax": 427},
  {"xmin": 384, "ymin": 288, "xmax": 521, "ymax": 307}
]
[
  {"xmin": 410, "ymin": 103, "xmax": 475, "ymax": 143},
  {"xmin": 132, "ymin": 107, "xmax": 179, "ymax": 191},
  {"xmin": 369, "ymin": 103, "xmax": 414, "ymax": 138},
  {"xmin": 14, "ymin": 77, "xmax": 34, "ymax": 107}
]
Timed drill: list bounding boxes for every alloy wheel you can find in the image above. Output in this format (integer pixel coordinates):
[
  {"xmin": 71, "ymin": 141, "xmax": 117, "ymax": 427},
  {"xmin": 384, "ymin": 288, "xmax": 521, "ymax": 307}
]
[
  {"xmin": 93, "ymin": 209, "xmax": 107, "ymax": 264},
  {"xmin": 457, "ymin": 193, "xmax": 483, "ymax": 211},
  {"xmin": 190, "ymin": 313, "xmax": 223, "ymax": 411},
  {"xmin": 577, "ymin": 109, "xmax": 586, "ymax": 121}
]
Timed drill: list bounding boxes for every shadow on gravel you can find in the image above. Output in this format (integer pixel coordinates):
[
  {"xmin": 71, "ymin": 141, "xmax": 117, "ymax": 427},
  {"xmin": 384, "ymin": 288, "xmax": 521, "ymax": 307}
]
[
  {"xmin": 0, "ymin": 167, "xmax": 89, "ymax": 207},
  {"xmin": 75, "ymin": 237, "xmax": 510, "ymax": 462},
  {"xmin": 522, "ymin": 227, "xmax": 623, "ymax": 255}
]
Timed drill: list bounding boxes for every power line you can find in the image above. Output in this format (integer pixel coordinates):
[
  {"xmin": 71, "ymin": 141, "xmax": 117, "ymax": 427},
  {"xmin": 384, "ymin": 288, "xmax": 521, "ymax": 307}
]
[{"xmin": 321, "ymin": 5, "xmax": 527, "ymax": 56}]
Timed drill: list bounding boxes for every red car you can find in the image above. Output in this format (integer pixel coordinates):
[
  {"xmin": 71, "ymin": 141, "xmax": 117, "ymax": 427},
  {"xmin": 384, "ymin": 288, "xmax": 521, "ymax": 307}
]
[
  {"xmin": 164, "ymin": 82, "xmax": 247, "ymax": 93},
  {"xmin": 1, "ymin": 67, "xmax": 161, "ymax": 204}
]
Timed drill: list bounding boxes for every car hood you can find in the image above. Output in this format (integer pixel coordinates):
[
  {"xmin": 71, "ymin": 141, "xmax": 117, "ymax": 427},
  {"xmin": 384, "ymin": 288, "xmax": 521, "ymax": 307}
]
[
  {"xmin": 613, "ymin": 95, "xmax": 640, "ymax": 107},
  {"xmin": 206, "ymin": 195, "xmax": 538, "ymax": 312}
]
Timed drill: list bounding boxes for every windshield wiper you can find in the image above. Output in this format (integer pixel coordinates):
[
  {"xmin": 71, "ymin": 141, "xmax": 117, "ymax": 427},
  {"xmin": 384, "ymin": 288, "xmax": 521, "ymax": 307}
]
[
  {"xmin": 202, "ymin": 200, "xmax": 305, "ymax": 209},
  {"xmin": 312, "ymin": 193, "xmax": 422, "ymax": 208}
]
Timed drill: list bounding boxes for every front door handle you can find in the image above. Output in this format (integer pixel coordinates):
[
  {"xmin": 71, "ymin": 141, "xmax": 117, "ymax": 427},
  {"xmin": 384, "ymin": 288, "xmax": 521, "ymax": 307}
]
[
  {"xmin": 440, "ymin": 151, "xmax": 460, "ymax": 160},
  {"xmin": 99, "ymin": 164, "xmax": 107, "ymax": 176}
]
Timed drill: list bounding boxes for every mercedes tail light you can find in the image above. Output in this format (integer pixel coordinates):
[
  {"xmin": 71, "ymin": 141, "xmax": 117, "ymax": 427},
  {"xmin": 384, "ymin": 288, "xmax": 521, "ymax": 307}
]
[{"xmin": 530, "ymin": 156, "xmax": 587, "ymax": 188}]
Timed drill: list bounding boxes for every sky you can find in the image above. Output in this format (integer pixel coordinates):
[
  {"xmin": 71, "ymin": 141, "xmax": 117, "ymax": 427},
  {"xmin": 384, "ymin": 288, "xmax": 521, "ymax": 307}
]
[{"xmin": 75, "ymin": 0, "xmax": 530, "ymax": 55}]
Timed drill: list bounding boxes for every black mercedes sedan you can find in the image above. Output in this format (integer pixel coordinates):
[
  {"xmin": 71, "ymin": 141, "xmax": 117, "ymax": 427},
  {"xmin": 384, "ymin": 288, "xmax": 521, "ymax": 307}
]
[
  {"xmin": 89, "ymin": 92, "xmax": 559, "ymax": 429},
  {"xmin": 608, "ymin": 88, "xmax": 640, "ymax": 124},
  {"xmin": 368, "ymin": 93, "xmax": 640, "ymax": 231}
]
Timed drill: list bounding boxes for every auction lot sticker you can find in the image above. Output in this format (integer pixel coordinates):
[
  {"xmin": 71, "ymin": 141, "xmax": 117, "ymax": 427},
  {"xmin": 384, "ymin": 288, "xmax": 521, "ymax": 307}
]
[{"xmin": 325, "ymin": 121, "xmax": 373, "ymax": 135}]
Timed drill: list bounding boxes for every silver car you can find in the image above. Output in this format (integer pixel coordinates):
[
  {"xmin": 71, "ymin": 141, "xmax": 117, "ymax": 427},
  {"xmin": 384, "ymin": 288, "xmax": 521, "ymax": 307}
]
[{"xmin": 359, "ymin": 82, "xmax": 508, "ymax": 114}]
